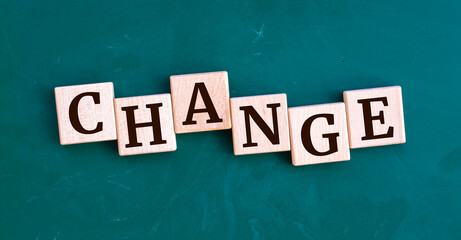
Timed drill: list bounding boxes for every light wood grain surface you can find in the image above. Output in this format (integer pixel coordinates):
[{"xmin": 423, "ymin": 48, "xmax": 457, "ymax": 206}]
[
  {"xmin": 288, "ymin": 102, "xmax": 350, "ymax": 166},
  {"xmin": 170, "ymin": 71, "xmax": 231, "ymax": 133},
  {"xmin": 344, "ymin": 86, "xmax": 406, "ymax": 148},
  {"xmin": 55, "ymin": 82, "xmax": 117, "ymax": 145},
  {"xmin": 230, "ymin": 93, "xmax": 291, "ymax": 155},
  {"xmin": 114, "ymin": 94, "xmax": 176, "ymax": 156}
]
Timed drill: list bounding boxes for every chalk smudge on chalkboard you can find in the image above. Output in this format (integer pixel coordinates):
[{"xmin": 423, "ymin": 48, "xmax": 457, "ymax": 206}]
[
  {"xmin": 249, "ymin": 218, "xmax": 262, "ymax": 240},
  {"xmin": 54, "ymin": 171, "xmax": 82, "ymax": 187},
  {"xmin": 112, "ymin": 217, "xmax": 128, "ymax": 222},
  {"xmin": 2, "ymin": 29, "xmax": 17, "ymax": 65},
  {"xmin": 295, "ymin": 222, "xmax": 315, "ymax": 239},
  {"xmin": 107, "ymin": 179, "xmax": 132, "ymax": 191},
  {"xmin": 252, "ymin": 24, "xmax": 265, "ymax": 43},
  {"xmin": 200, "ymin": 193, "xmax": 210, "ymax": 231},
  {"xmin": 107, "ymin": 168, "xmax": 137, "ymax": 178}
]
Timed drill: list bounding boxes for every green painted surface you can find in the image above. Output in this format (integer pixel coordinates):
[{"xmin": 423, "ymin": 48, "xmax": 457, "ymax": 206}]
[{"xmin": 1, "ymin": 0, "xmax": 461, "ymax": 239}]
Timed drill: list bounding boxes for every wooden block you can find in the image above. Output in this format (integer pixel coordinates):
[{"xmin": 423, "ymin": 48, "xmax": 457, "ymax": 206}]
[
  {"xmin": 114, "ymin": 94, "xmax": 177, "ymax": 156},
  {"xmin": 343, "ymin": 86, "xmax": 406, "ymax": 149},
  {"xmin": 170, "ymin": 71, "xmax": 231, "ymax": 133},
  {"xmin": 230, "ymin": 94, "xmax": 291, "ymax": 155},
  {"xmin": 288, "ymin": 103, "xmax": 350, "ymax": 166},
  {"xmin": 55, "ymin": 82, "xmax": 117, "ymax": 145}
]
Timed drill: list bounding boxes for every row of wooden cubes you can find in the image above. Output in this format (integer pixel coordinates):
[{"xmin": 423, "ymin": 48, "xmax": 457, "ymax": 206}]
[{"xmin": 55, "ymin": 71, "xmax": 405, "ymax": 166}]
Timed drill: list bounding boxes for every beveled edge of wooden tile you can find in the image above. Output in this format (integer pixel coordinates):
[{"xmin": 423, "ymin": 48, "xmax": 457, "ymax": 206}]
[
  {"xmin": 174, "ymin": 123, "xmax": 232, "ymax": 134},
  {"xmin": 113, "ymin": 93, "xmax": 171, "ymax": 102},
  {"xmin": 232, "ymin": 145, "xmax": 291, "ymax": 156},
  {"xmin": 287, "ymin": 107, "xmax": 297, "ymax": 164},
  {"xmin": 288, "ymin": 102, "xmax": 346, "ymax": 111},
  {"xmin": 230, "ymin": 93, "xmax": 287, "ymax": 102},
  {"xmin": 343, "ymin": 85, "xmax": 402, "ymax": 95},
  {"xmin": 117, "ymin": 142, "xmax": 177, "ymax": 157},
  {"xmin": 292, "ymin": 157, "xmax": 350, "ymax": 166},
  {"xmin": 232, "ymin": 148, "xmax": 292, "ymax": 156},
  {"xmin": 169, "ymin": 71, "xmax": 228, "ymax": 80},
  {"xmin": 54, "ymin": 81, "xmax": 114, "ymax": 91}
]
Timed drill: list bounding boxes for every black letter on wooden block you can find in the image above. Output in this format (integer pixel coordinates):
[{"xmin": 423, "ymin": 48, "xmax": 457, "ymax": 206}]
[
  {"xmin": 69, "ymin": 92, "xmax": 103, "ymax": 134},
  {"xmin": 357, "ymin": 97, "xmax": 394, "ymax": 140},
  {"xmin": 239, "ymin": 103, "xmax": 280, "ymax": 147},
  {"xmin": 182, "ymin": 82, "xmax": 223, "ymax": 125},
  {"xmin": 121, "ymin": 103, "xmax": 167, "ymax": 148},
  {"xmin": 301, "ymin": 114, "xmax": 339, "ymax": 156}
]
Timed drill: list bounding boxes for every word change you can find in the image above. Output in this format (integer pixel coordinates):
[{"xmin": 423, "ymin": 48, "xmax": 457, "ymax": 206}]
[{"xmin": 55, "ymin": 71, "xmax": 406, "ymax": 166}]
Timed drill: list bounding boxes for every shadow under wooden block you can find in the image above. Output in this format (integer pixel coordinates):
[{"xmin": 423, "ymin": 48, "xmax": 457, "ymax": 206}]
[
  {"xmin": 230, "ymin": 94, "xmax": 291, "ymax": 155},
  {"xmin": 114, "ymin": 94, "xmax": 177, "ymax": 156},
  {"xmin": 170, "ymin": 71, "xmax": 231, "ymax": 133},
  {"xmin": 343, "ymin": 86, "xmax": 406, "ymax": 149},
  {"xmin": 55, "ymin": 82, "xmax": 117, "ymax": 145},
  {"xmin": 288, "ymin": 103, "xmax": 350, "ymax": 166}
]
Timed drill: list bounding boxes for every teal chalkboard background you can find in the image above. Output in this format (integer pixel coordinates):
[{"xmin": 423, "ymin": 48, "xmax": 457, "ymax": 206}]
[{"xmin": 1, "ymin": 0, "xmax": 461, "ymax": 239}]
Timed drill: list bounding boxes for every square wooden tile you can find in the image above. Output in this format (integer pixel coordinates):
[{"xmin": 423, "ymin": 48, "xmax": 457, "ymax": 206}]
[
  {"xmin": 288, "ymin": 103, "xmax": 350, "ymax": 166},
  {"xmin": 170, "ymin": 71, "xmax": 231, "ymax": 133},
  {"xmin": 343, "ymin": 86, "xmax": 406, "ymax": 149},
  {"xmin": 230, "ymin": 94, "xmax": 291, "ymax": 155},
  {"xmin": 55, "ymin": 82, "xmax": 117, "ymax": 145},
  {"xmin": 114, "ymin": 94, "xmax": 177, "ymax": 156}
]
